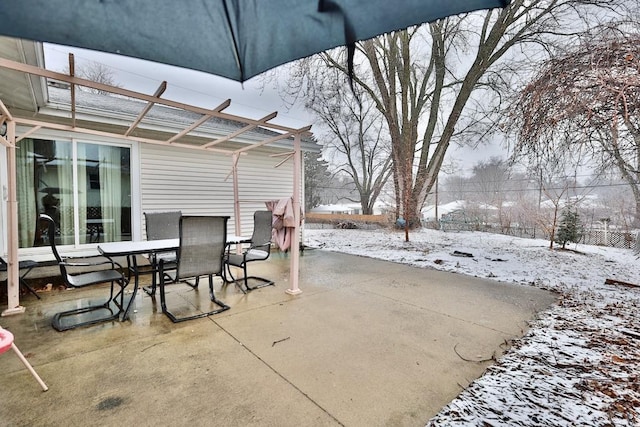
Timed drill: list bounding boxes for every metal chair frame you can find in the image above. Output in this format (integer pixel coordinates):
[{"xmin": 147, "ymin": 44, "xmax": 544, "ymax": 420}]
[
  {"xmin": 224, "ymin": 210, "xmax": 275, "ymax": 293},
  {"xmin": 0, "ymin": 256, "xmax": 41, "ymax": 299},
  {"xmin": 39, "ymin": 214, "xmax": 129, "ymax": 331}
]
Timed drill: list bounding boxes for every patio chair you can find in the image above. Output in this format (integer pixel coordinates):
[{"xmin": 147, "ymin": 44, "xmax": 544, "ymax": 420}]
[
  {"xmin": 141, "ymin": 210, "xmax": 181, "ymax": 296},
  {"xmin": 158, "ymin": 216, "xmax": 231, "ymax": 322},
  {"xmin": 0, "ymin": 256, "xmax": 41, "ymax": 299},
  {"xmin": 39, "ymin": 214, "xmax": 129, "ymax": 332},
  {"xmin": 224, "ymin": 210, "xmax": 274, "ymax": 293}
]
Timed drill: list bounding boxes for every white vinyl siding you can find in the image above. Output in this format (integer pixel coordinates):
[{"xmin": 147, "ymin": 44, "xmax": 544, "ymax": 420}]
[{"xmin": 139, "ymin": 143, "xmax": 294, "ymax": 238}]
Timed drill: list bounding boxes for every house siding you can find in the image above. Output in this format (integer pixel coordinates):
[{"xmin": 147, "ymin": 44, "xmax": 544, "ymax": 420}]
[{"xmin": 139, "ymin": 143, "xmax": 294, "ymax": 238}]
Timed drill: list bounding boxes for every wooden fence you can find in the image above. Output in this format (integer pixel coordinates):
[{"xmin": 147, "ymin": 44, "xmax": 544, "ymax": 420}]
[{"xmin": 305, "ymin": 213, "xmax": 389, "ymax": 225}]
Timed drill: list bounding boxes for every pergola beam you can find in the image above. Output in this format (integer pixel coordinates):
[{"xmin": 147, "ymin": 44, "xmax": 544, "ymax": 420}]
[
  {"xmin": 13, "ymin": 117, "xmax": 233, "ymax": 155},
  {"xmin": 15, "ymin": 125, "xmax": 42, "ymax": 143}
]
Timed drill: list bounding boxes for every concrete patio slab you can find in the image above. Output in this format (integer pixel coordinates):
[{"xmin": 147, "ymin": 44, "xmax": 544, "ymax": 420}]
[{"xmin": 0, "ymin": 249, "xmax": 556, "ymax": 426}]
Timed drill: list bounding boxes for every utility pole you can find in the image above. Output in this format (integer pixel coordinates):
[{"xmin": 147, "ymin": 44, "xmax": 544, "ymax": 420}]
[{"xmin": 434, "ymin": 174, "xmax": 439, "ymax": 223}]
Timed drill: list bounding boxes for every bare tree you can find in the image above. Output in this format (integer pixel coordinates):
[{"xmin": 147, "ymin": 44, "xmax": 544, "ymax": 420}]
[
  {"xmin": 304, "ymin": 68, "xmax": 393, "ymax": 215},
  {"xmin": 511, "ymin": 24, "xmax": 640, "ymax": 224},
  {"xmin": 64, "ymin": 61, "xmax": 121, "ymax": 95}
]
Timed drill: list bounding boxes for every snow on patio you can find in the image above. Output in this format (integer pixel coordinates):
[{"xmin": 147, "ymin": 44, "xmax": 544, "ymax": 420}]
[{"xmin": 304, "ymin": 227, "xmax": 640, "ymax": 426}]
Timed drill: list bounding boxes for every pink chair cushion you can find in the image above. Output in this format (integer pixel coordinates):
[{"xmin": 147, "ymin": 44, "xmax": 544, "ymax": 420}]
[{"xmin": 0, "ymin": 328, "xmax": 14, "ymax": 354}]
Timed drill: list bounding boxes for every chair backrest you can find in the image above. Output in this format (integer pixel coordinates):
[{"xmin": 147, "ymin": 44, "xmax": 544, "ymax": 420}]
[
  {"xmin": 39, "ymin": 214, "xmax": 68, "ymax": 279},
  {"xmin": 251, "ymin": 210, "xmax": 273, "ymax": 254},
  {"xmin": 145, "ymin": 211, "xmax": 181, "ymax": 241},
  {"xmin": 175, "ymin": 216, "xmax": 228, "ymax": 280}
]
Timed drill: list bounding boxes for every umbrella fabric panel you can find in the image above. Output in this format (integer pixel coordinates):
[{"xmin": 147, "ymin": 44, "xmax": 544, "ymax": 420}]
[{"xmin": 0, "ymin": 0, "xmax": 509, "ymax": 82}]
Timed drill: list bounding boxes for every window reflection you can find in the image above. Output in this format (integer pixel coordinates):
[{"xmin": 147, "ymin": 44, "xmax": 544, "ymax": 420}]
[{"xmin": 17, "ymin": 138, "xmax": 131, "ymax": 248}]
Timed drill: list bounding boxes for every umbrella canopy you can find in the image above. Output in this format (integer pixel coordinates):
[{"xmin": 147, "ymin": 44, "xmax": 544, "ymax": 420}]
[{"xmin": 0, "ymin": 0, "xmax": 509, "ymax": 83}]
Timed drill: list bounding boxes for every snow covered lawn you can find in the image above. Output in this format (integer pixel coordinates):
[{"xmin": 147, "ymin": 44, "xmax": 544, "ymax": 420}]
[{"xmin": 304, "ymin": 227, "xmax": 640, "ymax": 426}]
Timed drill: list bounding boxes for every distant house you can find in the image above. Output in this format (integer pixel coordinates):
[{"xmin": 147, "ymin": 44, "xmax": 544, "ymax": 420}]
[{"xmin": 309, "ymin": 204, "xmax": 355, "ymax": 215}]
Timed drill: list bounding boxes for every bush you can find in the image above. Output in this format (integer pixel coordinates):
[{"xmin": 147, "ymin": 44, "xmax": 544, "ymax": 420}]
[
  {"xmin": 336, "ymin": 221, "xmax": 358, "ymax": 229},
  {"xmin": 555, "ymin": 208, "xmax": 582, "ymax": 249}
]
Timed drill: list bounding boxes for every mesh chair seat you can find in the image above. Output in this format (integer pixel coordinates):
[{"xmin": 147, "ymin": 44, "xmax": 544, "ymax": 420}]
[
  {"xmin": 65, "ymin": 269, "xmax": 126, "ymax": 288},
  {"xmin": 159, "ymin": 216, "xmax": 231, "ymax": 322}
]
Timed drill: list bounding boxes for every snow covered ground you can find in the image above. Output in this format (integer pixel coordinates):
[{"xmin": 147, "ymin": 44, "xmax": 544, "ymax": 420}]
[{"xmin": 303, "ymin": 227, "xmax": 640, "ymax": 426}]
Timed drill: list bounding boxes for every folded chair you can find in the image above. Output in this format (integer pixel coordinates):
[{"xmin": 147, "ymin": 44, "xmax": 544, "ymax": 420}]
[
  {"xmin": 39, "ymin": 214, "xmax": 129, "ymax": 331},
  {"xmin": 158, "ymin": 216, "xmax": 231, "ymax": 322},
  {"xmin": 141, "ymin": 211, "xmax": 181, "ymax": 296},
  {"xmin": 0, "ymin": 256, "xmax": 41, "ymax": 299},
  {"xmin": 224, "ymin": 210, "xmax": 274, "ymax": 293}
]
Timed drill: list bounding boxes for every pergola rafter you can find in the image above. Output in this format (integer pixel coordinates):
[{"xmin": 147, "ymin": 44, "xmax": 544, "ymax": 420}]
[
  {"xmin": 166, "ymin": 99, "xmax": 230, "ymax": 144},
  {"xmin": 203, "ymin": 111, "xmax": 277, "ymax": 148},
  {"xmin": 125, "ymin": 80, "xmax": 168, "ymax": 136},
  {"xmin": 0, "ymin": 56, "xmax": 308, "ymax": 316}
]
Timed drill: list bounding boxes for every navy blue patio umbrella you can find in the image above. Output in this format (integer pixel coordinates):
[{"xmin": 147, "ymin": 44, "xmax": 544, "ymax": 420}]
[{"xmin": 0, "ymin": 0, "xmax": 509, "ymax": 82}]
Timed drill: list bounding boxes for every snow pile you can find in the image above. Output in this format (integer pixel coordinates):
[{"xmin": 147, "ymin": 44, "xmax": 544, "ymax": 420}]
[{"xmin": 304, "ymin": 228, "xmax": 640, "ymax": 426}]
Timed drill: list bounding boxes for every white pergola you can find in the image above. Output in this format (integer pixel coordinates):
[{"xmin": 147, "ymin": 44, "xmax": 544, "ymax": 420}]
[{"xmin": 0, "ymin": 55, "xmax": 309, "ymax": 316}]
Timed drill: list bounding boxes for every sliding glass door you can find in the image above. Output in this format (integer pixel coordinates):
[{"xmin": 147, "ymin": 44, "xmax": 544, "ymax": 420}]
[{"xmin": 16, "ymin": 138, "xmax": 131, "ymax": 248}]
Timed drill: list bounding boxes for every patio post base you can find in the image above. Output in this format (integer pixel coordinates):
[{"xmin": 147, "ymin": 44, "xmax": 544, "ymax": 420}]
[
  {"xmin": 285, "ymin": 288, "xmax": 302, "ymax": 296},
  {"xmin": 1, "ymin": 306, "xmax": 26, "ymax": 317}
]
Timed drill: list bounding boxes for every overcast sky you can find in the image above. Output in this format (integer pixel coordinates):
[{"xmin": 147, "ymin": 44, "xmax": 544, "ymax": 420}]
[{"xmin": 43, "ymin": 43, "xmax": 507, "ymax": 175}]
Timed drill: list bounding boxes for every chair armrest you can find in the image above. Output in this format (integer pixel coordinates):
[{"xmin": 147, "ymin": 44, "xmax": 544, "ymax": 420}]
[
  {"xmin": 249, "ymin": 240, "xmax": 271, "ymax": 249},
  {"xmin": 61, "ymin": 257, "xmax": 124, "ymax": 271}
]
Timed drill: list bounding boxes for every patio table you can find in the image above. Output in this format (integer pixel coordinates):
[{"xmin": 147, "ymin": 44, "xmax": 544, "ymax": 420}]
[{"xmin": 98, "ymin": 236, "xmax": 249, "ymax": 318}]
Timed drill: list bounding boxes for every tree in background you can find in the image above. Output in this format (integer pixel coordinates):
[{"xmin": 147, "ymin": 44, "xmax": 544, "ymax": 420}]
[
  {"xmin": 64, "ymin": 60, "xmax": 121, "ymax": 95},
  {"xmin": 511, "ymin": 24, "xmax": 640, "ymax": 225},
  {"xmin": 302, "ymin": 68, "xmax": 392, "ymax": 215},
  {"xmin": 303, "ymin": 151, "xmax": 332, "ymax": 211}
]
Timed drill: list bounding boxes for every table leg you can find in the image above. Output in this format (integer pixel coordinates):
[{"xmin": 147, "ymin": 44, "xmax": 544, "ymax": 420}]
[{"xmin": 120, "ymin": 254, "xmax": 139, "ymax": 321}]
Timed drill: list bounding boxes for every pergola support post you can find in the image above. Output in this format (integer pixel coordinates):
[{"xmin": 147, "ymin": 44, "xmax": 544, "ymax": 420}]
[
  {"xmin": 286, "ymin": 133, "xmax": 302, "ymax": 295},
  {"xmin": 231, "ymin": 153, "xmax": 242, "ymax": 240},
  {"xmin": 2, "ymin": 120, "xmax": 25, "ymax": 316}
]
